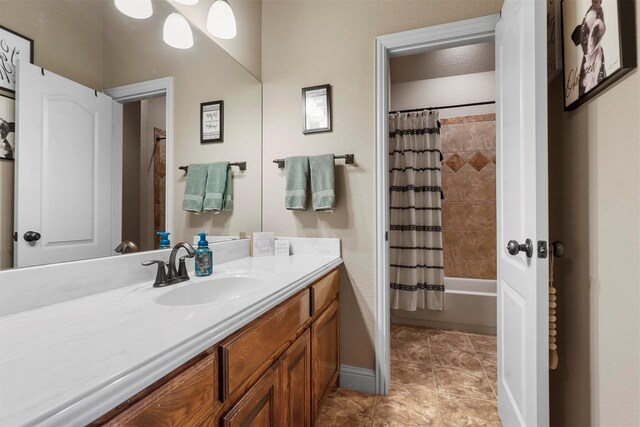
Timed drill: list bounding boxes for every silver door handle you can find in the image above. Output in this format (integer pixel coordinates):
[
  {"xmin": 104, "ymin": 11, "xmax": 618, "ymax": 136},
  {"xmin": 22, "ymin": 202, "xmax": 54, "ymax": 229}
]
[{"xmin": 507, "ymin": 239, "xmax": 533, "ymax": 258}]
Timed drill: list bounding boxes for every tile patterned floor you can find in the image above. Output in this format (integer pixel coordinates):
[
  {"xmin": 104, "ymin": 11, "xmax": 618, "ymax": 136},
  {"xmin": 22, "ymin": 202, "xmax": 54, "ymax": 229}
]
[{"xmin": 316, "ymin": 325, "xmax": 501, "ymax": 426}]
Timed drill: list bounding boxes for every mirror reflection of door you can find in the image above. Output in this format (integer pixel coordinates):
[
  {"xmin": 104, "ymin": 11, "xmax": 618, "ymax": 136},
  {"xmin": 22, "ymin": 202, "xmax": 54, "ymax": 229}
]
[
  {"xmin": 14, "ymin": 62, "xmax": 119, "ymax": 268},
  {"xmin": 121, "ymin": 97, "xmax": 167, "ymax": 252},
  {"xmin": 14, "ymin": 64, "xmax": 169, "ymax": 268}
]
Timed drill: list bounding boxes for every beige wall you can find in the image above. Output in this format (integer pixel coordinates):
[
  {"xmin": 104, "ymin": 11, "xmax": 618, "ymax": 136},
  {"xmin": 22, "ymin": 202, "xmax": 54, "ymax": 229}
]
[
  {"xmin": 103, "ymin": 0, "xmax": 263, "ymax": 245},
  {"xmin": 390, "ymin": 42, "xmax": 494, "ymax": 83},
  {"xmin": 261, "ymin": 0, "xmax": 504, "ymax": 370},
  {"xmin": 0, "ymin": 0, "xmax": 104, "ymax": 90},
  {"xmin": 390, "ymin": 71, "xmax": 496, "ymax": 118},
  {"xmin": 547, "ymin": 13, "xmax": 640, "ymax": 424},
  {"xmin": 168, "ymin": 0, "xmax": 262, "ymax": 80}
]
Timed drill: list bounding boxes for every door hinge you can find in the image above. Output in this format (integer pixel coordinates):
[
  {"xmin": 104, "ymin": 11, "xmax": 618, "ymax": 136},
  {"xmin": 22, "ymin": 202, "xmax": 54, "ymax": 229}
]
[
  {"xmin": 13, "ymin": 232, "xmax": 17, "ymax": 242},
  {"xmin": 385, "ymin": 231, "xmax": 388, "ymax": 242},
  {"xmin": 537, "ymin": 240, "xmax": 548, "ymax": 259}
]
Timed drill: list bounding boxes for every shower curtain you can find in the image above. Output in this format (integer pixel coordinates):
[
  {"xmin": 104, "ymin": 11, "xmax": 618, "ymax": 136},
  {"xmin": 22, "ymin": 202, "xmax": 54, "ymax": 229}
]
[{"xmin": 389, "ymin": 110, "xmax": 444, "ymax": 311}]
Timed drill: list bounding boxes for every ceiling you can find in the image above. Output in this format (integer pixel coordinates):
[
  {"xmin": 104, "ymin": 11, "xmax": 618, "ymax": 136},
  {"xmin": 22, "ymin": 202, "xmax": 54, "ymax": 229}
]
[{"xmin": 390, "ymin": 42, "xmax": 495, "ymax": 83}]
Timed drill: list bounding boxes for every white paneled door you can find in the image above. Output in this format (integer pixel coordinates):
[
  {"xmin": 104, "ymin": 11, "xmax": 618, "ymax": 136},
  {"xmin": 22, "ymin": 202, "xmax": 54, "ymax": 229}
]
[
  {"xmin": 15, "ymin": 61, "xmax": 120, "ymax": 268},
  {"xmin": 495, "ymin": 0, "xmax": 549, "ymax": 425}
]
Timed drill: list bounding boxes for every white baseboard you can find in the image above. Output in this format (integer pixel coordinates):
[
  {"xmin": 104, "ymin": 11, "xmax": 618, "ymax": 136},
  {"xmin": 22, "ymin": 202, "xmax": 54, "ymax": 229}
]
[{"xmin": 339, "ymin": 364, "xmax": 376, "ymax": 394}]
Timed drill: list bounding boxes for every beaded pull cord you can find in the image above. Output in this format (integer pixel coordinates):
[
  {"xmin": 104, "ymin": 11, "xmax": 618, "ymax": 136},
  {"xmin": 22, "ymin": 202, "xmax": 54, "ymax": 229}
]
[{"xmin": 549, "ymin": 249, "xmax": 558, "ymax": 370}]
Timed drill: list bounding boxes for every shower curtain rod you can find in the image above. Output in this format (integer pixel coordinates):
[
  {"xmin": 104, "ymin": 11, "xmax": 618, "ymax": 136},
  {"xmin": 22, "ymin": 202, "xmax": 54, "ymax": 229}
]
[{"xmin": 394, "ymin": 100, "xmax": 495, "ymax": 114}]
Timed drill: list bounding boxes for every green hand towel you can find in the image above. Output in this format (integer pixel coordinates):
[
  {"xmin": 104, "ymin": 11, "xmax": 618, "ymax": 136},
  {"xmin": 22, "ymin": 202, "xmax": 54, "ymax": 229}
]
[
  {"xmin": 222, "ymin": 166, "xmax": 233, "ymax": 212},
  {"xmin": 183, "ymin": 163, "xmax": 207, "ymax": 212},
  {"xmin": 309, "ymin": 154, "xmax": 335, "ymax": 211},
  {"xmin": 203, "ymin": 162, "xmax": 230, "ymax": 213},
  {"xmin": 285, "ymin": 156, "xmax": 309, "ymax": 210}
]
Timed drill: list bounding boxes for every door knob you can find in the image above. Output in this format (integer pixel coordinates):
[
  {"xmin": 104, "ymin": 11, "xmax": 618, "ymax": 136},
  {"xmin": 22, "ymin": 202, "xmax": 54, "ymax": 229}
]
[
  {"xmin": 507, "ymin": 239, "xmax": 533, "ymax": 258},
  {"xmin": 23, "ymin": 231, "xmax": 41, "ymax": 242}
]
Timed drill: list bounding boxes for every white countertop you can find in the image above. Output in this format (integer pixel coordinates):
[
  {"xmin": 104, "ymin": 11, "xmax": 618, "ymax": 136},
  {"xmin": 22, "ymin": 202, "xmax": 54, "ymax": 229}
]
[{"xmin": 0, "ymin": 254, "xmax": 342, "ymax": 426}]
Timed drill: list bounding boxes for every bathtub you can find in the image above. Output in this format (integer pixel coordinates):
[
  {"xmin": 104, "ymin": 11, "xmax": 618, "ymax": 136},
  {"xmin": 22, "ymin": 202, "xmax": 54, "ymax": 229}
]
[{"xmin": 391, "ymin": 277, "xmax": 496, "ymax": 335}]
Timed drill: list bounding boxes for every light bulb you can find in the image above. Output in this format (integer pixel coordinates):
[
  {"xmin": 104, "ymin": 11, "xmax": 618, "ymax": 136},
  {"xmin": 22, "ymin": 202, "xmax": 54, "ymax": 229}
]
[
  {"xmin": 173, "ymin": 0, "xmax": 199, "ymax": 5},
  {"xmin": 114, "ymin": 0, "xmax": 153, "ymax": 19},
  {"xmin": 163, "ymin": 13, "xmax": 194, "ymax": 49},
  {"xmin": 207, "ymin": 0, "xmax": 237, "ymax": 39}
]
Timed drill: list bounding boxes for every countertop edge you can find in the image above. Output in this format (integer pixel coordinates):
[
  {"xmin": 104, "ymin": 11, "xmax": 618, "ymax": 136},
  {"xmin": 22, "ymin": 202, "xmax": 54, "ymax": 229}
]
[{"xmin": 38, "ymin": 257, "xmax": 343, "ymax": 427}]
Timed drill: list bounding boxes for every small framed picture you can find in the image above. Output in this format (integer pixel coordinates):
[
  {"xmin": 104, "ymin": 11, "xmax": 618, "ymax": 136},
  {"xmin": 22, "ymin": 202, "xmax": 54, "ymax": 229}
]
[
  {"xmin": 0, "ymin": 92, "xmax": 15, "ymax": 160},
  {"xmin": 0, "ymin": 25, "xmax": 34, "ymax": 93},
  {"xmin": 200, "ymin": 100, "xmax": 224, "ymax": 143},
  {"xmin": 302, "ymin": 84, "xmax": 331, "ymax": 134},
  {"xmin": 561, "ymin": 0, "xmax": 637, "ymax": 110}
]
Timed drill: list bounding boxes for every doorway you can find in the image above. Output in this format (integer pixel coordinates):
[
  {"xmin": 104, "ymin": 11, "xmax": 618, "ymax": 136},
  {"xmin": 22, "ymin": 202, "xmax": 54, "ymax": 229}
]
[
  {"xmin": 121, "ymin": 96, "xmax": 167, "ymax": 251},
  {"xmin": 104, "ymin": 77, "xmax": 174, "ymax": 251},
  {"xmin": 375, "ymin": 5, "xmax": 550, "ymax": 426},
  {"xmin": 374, "ymin": 13, "xmax": 500, "ymax": 397}
]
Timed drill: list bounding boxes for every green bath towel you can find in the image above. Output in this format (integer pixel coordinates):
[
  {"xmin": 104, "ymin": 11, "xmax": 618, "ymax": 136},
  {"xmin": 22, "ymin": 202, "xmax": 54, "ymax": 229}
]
[
  {"xmin": 285, "ymin": 156, "xmax": 309, "ymax": 210},
  {"xmin": 203, "ymin": 162, "xmax": 230, "ymax": 213},
  {"xmin": 222, "ymin": 166, "xmax": 233, "ymax": 212},
  {"xmin": 309, "ymin": 154, "xmax": 335, "ymax": 211},
  {"xmin": 182, "ymin": 163, "xmax": 207, "ymax": 212}
]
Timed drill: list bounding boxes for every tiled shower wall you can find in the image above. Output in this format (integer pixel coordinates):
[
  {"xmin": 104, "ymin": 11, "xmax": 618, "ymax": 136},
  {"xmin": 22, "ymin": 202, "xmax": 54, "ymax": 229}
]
[{"xmin": 441, "ymin": 114, "xmax": 496, "ymax": 280}]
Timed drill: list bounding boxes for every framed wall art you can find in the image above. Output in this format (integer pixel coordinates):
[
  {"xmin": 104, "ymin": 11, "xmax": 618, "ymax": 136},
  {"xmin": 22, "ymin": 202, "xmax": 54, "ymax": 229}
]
[
  {"xmin": 0, "ymin": 92, "xmax": 15, "ymax": 160},
  {"xmin": 200, "ymin": 100, "xmax": 223, "ymax": 143},
  {"xmin": 302, "ymin": 84, "xmax": 331, "ymax": 134},
  {"xmin": 0, "ymin": 25, "xmax": 34, "ymax": 93},
  {"xmin": 561, "ymin": 0, "xmax": 637, "ymax": 110}
]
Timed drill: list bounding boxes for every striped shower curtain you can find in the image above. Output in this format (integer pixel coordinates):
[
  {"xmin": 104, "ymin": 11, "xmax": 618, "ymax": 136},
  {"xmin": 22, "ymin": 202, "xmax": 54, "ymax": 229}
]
[{"xmin": 389, "ymin": 111, "xmax": 444, "ymax": 311}]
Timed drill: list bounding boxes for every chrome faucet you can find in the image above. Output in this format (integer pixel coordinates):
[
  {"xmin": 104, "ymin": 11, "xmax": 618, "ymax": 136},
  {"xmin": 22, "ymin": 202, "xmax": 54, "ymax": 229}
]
[
  {"xmin": 142, "ymin": 242, "xmax": 196, "ymax": 287},
  {"xmin": 115, "ymin": 240, "xmax": 139, "ymax": 254}
]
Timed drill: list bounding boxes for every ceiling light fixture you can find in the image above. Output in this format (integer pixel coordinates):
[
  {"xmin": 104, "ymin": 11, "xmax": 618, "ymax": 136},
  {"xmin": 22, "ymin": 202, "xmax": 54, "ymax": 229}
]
[
  {"xmin": 173, "ymin": 0, "xmax": 200, "ymax": 5},
  {"xmin": 206, "ymin": 0, "xmax": 237, "ymax": 39},
  {"xmin": 163, "ymin": 13, "xmax": 194, "ymax": 49},
  {"xmin": 114, "ymin": 0, "xmax": 153, "ymax": 19}
]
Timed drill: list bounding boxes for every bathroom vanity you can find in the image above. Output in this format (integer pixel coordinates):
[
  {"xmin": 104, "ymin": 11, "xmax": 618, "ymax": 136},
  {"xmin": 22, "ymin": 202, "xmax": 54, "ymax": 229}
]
[
  {"xmin": 0, "ymin": 238, "xmax": 341, "ymax": 426},
  {"xmin": 96, "ymin": 268, "xmax": 339, "ymax": 426}
]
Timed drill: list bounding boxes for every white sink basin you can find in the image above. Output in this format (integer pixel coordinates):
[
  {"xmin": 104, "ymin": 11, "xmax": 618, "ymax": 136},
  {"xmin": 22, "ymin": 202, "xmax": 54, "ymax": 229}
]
[{"xmin": 155, "ymin": 271, "xmax": 271, "ymax": 307}]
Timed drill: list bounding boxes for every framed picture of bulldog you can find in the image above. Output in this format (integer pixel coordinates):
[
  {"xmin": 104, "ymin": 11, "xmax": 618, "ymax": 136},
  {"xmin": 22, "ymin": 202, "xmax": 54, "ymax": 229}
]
[{"xmin": 561, "ymin": 0, "xmax": 637, "ymax": 110}]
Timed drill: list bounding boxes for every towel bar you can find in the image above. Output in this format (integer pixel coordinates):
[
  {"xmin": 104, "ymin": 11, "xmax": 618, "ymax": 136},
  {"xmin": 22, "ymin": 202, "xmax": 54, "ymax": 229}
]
[
  {"xmin": 273, "ymin": 154, "xmax": 355, "ymax": 168},
  {"xmin": 179, "ymin": 162, "xmax": 246, "ymax": 174}
]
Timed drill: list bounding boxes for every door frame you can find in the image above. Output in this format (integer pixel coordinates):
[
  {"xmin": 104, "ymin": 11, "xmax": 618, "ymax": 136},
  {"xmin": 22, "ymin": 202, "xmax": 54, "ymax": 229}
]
[
  {"xmin": 374, "ymin": 15, "xmax": 500, "ymax": 395},
  {"xmin": 104, "ymin": 77, "xmax": 174, "ymax": 241}
]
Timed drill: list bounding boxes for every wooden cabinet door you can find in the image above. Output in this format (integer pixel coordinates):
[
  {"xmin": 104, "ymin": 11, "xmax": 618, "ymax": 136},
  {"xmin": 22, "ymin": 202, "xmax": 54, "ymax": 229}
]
[
  {"xmin": 103, "ymin": 353, "xmax": 219, "ymax": 427},
  {"xmin": 280, "ymin": 330, "xmax": 311, "ymax": 427},
  {"xmin": 311, "ymin": 300, "xmax": 339, "ymax": 422},
  {"xmin": 222, "ymin": 363, "xmax": 281, "ymax": 427}
]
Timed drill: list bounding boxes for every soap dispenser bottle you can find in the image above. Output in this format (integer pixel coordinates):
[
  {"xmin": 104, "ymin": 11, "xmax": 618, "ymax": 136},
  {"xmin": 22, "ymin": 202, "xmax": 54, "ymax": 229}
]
[
  {"xmin": 195, "ymin": 233, "xmax": 213, "ymax": 277},
  {"xmin": 157, "ymin": 232, "xmax": 171, "ymax": 249}
]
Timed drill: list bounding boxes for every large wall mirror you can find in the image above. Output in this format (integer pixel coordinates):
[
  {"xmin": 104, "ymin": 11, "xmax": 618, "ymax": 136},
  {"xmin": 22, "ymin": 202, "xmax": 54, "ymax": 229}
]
[{"xmin": 0, "ymin": 0, "xmax": 262, "ymax": 270}]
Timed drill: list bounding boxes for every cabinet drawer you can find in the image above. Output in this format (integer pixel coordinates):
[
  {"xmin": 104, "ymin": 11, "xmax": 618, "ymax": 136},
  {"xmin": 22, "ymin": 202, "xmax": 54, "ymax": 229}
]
[
  {"xmin": 220, "ymin": 290, "xmax": 310, "ymax": 401},
  {"xmin": 105, "ymin": 353, "xmax": 218, "ymax": 427},
  {"xmin": 310, "ymin": 269, "xmax": 339, "ymax": 316}
]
